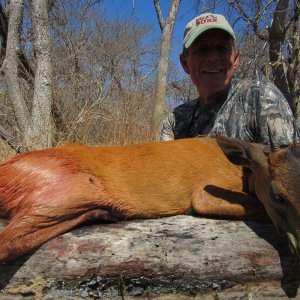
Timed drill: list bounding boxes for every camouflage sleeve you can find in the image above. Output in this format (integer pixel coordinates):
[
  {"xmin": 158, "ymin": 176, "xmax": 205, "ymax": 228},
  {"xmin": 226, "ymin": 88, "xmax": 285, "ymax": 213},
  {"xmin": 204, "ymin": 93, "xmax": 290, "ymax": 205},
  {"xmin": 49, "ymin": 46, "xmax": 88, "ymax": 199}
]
[
  {"xmin": 160, "ymin": 113, "xmax": 175, "ymax": 141},
  {"xmin": 255, "ymin": 81, "xmax": 297, "ymax": 146}
]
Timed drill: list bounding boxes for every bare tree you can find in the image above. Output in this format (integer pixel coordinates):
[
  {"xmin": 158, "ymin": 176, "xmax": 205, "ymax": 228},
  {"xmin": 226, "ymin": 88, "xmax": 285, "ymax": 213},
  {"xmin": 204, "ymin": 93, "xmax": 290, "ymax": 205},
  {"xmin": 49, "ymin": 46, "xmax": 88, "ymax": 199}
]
[
  {"xmin": 0, "ymin": 3, "xmax": 34, "ymax": 84},
  {"xmin": 286, "ymin": 0, "xmax": 300, "ymax": 126},
  {"xmin": 49, "ymin": 0, "xmax": 157, "ymax": 145},
  {"xmin": 1, "ymin": 0, "xmax": 53, "ymax": 151},
  {"xmin": 227, "ymin": 0, "xmax": 300, "ymax": 125},
  {"xmin": 153, "ymin": 0, "xmax": 181, "ymax": 139}
]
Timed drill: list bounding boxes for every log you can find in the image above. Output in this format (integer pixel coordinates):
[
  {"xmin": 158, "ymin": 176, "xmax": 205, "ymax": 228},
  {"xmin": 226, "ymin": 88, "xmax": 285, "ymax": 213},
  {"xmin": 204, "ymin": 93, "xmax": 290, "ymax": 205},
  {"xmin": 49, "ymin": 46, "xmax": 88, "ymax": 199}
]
[{"xmin": 0, "ymin": 216, "xmax": 299, "ymax": 299}]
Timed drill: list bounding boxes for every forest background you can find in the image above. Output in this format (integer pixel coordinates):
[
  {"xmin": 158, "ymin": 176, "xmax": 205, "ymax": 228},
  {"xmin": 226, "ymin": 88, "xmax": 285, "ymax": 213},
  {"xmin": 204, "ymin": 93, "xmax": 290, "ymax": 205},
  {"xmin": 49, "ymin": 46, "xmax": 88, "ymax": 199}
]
[{"xmin": 0, "ymin": 0, "xmax": 299, "ymax": 158}]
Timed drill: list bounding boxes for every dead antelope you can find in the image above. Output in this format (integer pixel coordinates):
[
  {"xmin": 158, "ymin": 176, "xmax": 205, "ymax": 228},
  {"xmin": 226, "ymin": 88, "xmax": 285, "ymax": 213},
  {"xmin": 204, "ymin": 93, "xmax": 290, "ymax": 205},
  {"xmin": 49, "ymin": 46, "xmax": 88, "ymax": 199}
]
[{"xmin": 0, "ymin": 136, "xmax": 299, "ymax": 262}]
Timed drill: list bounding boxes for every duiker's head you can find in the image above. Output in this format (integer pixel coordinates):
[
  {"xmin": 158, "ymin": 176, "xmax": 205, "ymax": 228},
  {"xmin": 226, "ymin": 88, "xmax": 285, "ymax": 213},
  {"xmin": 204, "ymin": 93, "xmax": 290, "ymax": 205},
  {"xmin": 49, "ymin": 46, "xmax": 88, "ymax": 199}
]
[{"xmin": 217, "ymin": 136, "xmax": 300, "ymax": 255}]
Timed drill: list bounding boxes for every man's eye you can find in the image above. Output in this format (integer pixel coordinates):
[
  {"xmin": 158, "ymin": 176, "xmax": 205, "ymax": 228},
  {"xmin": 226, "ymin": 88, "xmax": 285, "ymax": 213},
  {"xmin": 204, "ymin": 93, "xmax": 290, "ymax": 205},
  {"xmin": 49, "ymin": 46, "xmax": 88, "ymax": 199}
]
[
  {"xmin": 195, "ymin": 46, "xmax": 209, "ymax": 53},
  {"xmin": 216, "ymin": 45, "xmax": 228, "ymax": 53}
]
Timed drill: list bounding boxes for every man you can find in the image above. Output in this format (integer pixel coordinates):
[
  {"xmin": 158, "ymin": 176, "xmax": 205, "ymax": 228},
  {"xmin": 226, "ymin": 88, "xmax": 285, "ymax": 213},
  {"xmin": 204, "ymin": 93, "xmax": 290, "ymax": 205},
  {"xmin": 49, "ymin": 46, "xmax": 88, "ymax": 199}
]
[{"xmin": 160, "ymin": 13, "xmax": 297, "ymax": 146}]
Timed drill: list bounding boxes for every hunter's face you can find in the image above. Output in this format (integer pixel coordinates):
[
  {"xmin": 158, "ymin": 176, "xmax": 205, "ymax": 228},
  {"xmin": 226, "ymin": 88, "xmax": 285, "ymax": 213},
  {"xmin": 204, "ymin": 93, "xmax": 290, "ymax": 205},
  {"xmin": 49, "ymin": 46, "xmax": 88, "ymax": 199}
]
[{"xmin": 180, "ymin": 29, "xmax": 240, "ymax": 101}]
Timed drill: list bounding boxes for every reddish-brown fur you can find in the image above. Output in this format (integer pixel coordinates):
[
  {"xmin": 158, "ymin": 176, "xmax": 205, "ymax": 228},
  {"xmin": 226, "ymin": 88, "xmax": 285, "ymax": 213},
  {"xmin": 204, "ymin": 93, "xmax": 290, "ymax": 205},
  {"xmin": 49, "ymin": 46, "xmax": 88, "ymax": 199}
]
[{"xmin": 0, "ymin": 138, "xmax": 267, "ymax": 261}]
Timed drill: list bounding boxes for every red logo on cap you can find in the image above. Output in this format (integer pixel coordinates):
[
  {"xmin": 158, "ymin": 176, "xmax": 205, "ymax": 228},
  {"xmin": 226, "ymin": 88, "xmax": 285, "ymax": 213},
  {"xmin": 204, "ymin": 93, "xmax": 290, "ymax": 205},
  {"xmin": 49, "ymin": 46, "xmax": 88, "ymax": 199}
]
[{"xmin": 196, "ymin": 15, "xmax": 218, "ymax": 26}]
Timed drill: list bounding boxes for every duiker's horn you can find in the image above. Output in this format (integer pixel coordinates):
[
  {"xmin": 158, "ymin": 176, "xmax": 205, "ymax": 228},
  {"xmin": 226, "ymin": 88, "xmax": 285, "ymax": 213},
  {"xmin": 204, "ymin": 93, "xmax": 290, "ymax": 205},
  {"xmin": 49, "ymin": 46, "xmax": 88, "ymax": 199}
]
[
  {"xmin": 267, "ymin": 123, "xmax": 276, "ymax": 152},
  {"xmin": 293, "ymin": 119, "xmax": 299, "ymax": 144}
]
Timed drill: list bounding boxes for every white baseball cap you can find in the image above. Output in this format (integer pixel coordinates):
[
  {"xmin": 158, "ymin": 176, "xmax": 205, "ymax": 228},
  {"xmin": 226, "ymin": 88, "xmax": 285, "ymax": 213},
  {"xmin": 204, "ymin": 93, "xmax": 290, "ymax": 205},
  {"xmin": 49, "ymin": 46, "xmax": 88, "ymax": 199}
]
[{"xmin": 183, "ymin": 13, "xmax": 236, "ymax": 49}]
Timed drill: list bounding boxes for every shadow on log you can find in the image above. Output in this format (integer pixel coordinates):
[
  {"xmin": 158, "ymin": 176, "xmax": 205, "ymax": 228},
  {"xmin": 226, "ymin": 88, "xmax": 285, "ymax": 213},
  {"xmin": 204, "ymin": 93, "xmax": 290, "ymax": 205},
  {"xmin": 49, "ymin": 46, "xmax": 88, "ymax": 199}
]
[{"xmin": 0, "ymin": 216, "xmax": 299, "ymax": 299}]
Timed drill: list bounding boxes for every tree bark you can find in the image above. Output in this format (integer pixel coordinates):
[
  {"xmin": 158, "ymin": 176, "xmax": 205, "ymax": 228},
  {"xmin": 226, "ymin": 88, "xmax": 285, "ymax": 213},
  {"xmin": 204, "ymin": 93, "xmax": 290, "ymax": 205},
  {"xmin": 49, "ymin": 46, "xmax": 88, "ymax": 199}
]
[
  {"xmin": 0, "ymin": 3, "xmax": 35, "ymax": 82},
  {"xmin": 0, "ymin": 216, "xmax": 299, "ymax": 299},
  {"xmin": 30, "ymin": 0, "xmax": 53, "ymax": 149},
  {"xmin": 287, "ymin": 0, "xmax": 300, "ymax": 127},
  {"xmin": 268, "ymin": 0, "xmax": 290, "ymax": 102},
  {"xmin": 153, "ymin": 0, "xmax": 180, "ymax": 140},
  {"xmin": 1, "ymin": 0, "xmax": 53, "ymax": 151},
  {"xmin": 2, "ymin": 0, "xmax": 32, "ymax": 144}
]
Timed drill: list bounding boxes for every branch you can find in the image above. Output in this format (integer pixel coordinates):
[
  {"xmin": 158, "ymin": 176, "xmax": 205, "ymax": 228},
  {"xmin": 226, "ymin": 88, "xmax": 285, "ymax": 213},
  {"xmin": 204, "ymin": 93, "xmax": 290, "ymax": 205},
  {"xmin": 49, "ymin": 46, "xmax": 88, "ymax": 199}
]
[
  {"xmin": 0, "ymin": 124, "xmax": 13, "ymax": 143},
  {"xmin": 166, "ymin": 0, "xmax": 180, "ymax": 30},
  {"xmin": 0, "ymin": 125, "xmax": 21, "ymax": 152},
  {"xmin": 228, "ymin": 0, "xmax": 253, "ymax": 26},
  {"xmin": 254, "ymin": 0, "xmax": 277, "ymax": 24},
  {"xmin": 0, "ymin": 4, "xmax": 34, "ymax": 83},
  {"xmin": 2, "ymin": 0, "xmax": 32, "ymax": 137},
  {"xmin": 269, "ymin": 0, "xmax": 290, "ymax": 40},
  {"xmin": 153, "ymin": 0, "xmax": 165, "ymax": 31},
  {"xmin": 0, "ymin": 3, "xmax": 8, "ymax": 59},
  {"xmin": 227, "ymin": 0, "xmax": 269, "ymax": 40}
]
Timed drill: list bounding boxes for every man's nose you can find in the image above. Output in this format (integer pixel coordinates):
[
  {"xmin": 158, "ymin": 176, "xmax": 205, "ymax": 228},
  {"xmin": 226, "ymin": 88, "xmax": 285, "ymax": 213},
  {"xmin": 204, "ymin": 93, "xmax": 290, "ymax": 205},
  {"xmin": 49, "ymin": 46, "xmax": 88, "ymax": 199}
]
[
  {"xmin": 205, "ymin": 46, "xmax": 221, "ymax": 60},
  {"xmin": 206, "ymin": 51, "xmax": 220, "ymax": 62}
]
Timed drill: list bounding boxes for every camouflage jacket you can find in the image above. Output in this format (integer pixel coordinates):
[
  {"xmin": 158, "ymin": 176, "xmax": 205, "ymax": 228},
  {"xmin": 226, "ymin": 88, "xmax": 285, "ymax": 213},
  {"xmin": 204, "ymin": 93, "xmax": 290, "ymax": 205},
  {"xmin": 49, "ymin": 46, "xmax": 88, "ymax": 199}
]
[{"xmin": 160, "ymin": 79, "xmax": 297, "ymax": 146}]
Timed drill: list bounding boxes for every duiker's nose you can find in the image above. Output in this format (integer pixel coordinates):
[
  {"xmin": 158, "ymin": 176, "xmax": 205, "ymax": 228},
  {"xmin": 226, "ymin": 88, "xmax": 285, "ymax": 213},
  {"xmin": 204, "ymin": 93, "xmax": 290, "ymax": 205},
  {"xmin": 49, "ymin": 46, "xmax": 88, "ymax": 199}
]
[
  {"xmin": 296, "ymin": 234, "xmax": 300, "ymax": 257},
  {"xmin": 286, "ymin": 231, "xmax": 299, "ymax": 256}
]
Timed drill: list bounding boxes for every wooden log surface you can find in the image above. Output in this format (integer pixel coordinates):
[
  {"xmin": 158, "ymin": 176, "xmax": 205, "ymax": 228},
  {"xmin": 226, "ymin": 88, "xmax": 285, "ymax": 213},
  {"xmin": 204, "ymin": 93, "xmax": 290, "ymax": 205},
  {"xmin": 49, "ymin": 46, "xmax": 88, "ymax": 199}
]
[{"xmin": 0, "ymin": 215, "xmax": 300, "ymax": 299}]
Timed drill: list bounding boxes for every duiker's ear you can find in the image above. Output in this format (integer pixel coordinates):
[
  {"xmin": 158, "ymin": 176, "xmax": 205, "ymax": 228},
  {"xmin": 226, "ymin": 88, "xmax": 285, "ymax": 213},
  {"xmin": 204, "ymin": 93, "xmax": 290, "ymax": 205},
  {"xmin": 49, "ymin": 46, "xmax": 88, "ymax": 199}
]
[{"xmin": 216, "ymin": 136, "xmax": 267, "ymax": 170}]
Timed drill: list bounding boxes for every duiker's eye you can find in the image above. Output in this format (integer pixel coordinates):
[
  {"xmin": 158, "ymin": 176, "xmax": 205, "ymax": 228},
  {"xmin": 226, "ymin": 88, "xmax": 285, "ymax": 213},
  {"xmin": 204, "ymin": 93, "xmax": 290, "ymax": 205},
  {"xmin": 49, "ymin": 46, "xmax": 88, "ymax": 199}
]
[{"xmin": 270, "ymin": 187, "xmax": 287, "ymax": 206}]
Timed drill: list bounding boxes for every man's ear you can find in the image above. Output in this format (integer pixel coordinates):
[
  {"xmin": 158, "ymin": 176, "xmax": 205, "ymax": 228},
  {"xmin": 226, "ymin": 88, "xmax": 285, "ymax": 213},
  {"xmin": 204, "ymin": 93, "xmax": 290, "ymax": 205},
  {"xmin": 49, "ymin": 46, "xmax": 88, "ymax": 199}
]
[
  {"xmin": 216, "ymin": 136, "xmax": 268, "ymax": 171},
  {"xmin": 180, "ymin": 53, "xmax": 190, "ymax": 74},
  {"xmin": 233, "ymin": 49, "xmax": 240, "ymax": 70}
]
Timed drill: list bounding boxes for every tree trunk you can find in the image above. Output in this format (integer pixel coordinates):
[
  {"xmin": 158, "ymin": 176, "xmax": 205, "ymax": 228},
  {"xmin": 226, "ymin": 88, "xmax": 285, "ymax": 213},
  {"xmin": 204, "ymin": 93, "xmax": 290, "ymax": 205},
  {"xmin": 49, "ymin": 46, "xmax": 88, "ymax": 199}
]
[
  {"xmin": 1, "ymin": 0, "xmax": 53, "ymax": 151},
  {"xmin": 268, "ymin": 0, "xmax": 290, "ymax": 101},
  {"xmin": 226, "ymin": 0, "xmax": 300, "ymax": 125},
  {"xmin": 30, "ymin": 0, "xmax": 53, "ymax": 149},
  {"xmin": 2, "ymin": 0, "xmax": 32, "ymax": 149},
  {"xmin": 0, "ymin": 216, "xmax": 299, "ymax": 299},
  {"xmin": 287, "ymin": 0, "xmax": 300, "ymax": 127},
  {"xmin": 0, "ymin": 4, "xmax": 35, "ymax": 83},
  {"xmin": 153, "ymin": 0, "xmax": 180, "ymax": 140}
]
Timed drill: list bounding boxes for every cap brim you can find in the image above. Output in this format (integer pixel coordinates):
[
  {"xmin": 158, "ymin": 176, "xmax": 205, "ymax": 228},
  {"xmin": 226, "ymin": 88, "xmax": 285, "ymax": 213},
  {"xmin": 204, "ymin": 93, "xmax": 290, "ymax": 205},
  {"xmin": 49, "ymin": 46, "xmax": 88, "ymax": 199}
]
[{"xmin": 184, "ymin": 25, "xmax": 235, "ymax": 49}]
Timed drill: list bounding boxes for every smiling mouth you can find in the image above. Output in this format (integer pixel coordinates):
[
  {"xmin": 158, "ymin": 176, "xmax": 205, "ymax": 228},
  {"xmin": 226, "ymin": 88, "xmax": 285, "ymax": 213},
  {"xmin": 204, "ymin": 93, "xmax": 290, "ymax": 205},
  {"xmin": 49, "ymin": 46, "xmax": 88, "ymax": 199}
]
[{"xmin": 203, "ymin": 69, "xmax": 224, "ymax": 74}]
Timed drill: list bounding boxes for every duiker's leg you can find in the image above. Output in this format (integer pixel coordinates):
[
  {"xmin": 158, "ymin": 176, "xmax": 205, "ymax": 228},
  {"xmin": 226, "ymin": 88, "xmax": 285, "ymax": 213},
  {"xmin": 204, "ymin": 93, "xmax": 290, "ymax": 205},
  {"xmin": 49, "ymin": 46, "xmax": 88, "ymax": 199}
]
[
  {"xmin": 191, "ymin": 184, "xmax": 268, "ymax": 221},
  {"xmin": 0, "ymin": 208, "xmax": 116, "ymax": 262}
]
